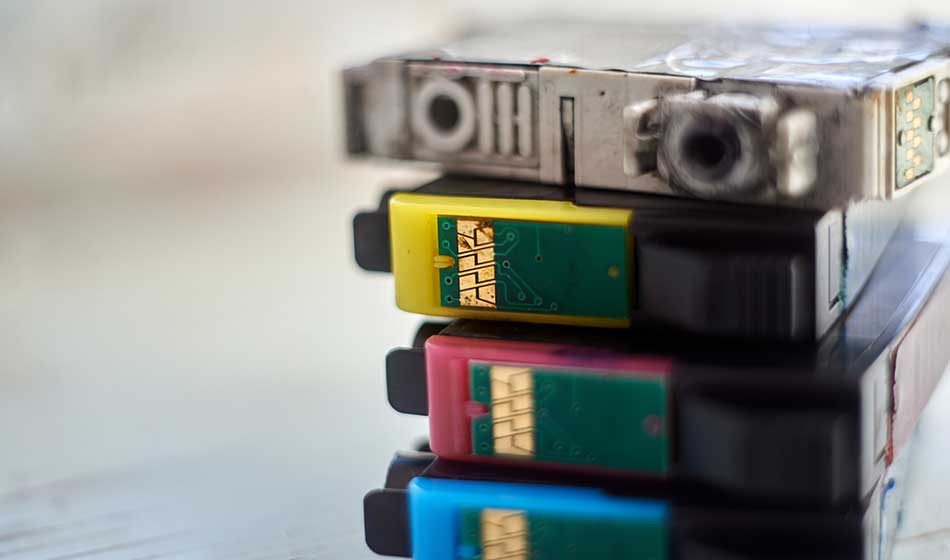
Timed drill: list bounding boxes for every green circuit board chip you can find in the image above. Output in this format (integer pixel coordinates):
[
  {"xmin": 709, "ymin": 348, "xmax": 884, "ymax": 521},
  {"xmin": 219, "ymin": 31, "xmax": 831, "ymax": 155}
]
[
  {"xmin": 458, "ymin": 507, "xmax": 667, "ymax": 560},
  {"xmin": 469, "ymin": 363, "xmax": 669, "ymax": 474},
  {"xmin": 437, "ymin": 217, "xmax": 629, "ymax": 319},
  {"xmin": 896, "ymin": 77, "xmax": 935, "ymax": 189}
]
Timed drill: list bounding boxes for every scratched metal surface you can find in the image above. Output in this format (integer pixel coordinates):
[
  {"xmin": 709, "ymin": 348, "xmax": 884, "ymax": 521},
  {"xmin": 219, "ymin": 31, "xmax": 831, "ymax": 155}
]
[
  {"xmin": 398, "ymin": 21, "xmax": 950, "ymax": 87},
  {"xmin": 0, "ymin": 3, "xmax": 949, "ymax": 560}
]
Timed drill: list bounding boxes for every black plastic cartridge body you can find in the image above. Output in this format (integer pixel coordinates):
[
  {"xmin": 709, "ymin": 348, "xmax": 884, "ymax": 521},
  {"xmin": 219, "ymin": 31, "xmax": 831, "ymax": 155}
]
[
  {"xmin": 354, "ymin": 175, "xmax": 911, "ymax": 340},
  {"xmin": 364, "ymin": 451, "xmax": 893, "ymax": 560},
  {"xmin": 383, "ymin": 199, "xmax": 950, "ymax": 505}
]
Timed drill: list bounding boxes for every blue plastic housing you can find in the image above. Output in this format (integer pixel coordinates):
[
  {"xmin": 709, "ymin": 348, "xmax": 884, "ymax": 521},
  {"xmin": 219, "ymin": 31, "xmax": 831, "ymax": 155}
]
[{"xmin": 407, "ymin": 477, "xmax": 669, "ymax": 560}]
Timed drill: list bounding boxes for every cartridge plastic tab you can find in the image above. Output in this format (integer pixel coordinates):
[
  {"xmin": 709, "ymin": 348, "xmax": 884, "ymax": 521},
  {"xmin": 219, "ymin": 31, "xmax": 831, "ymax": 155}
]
[
  {"xmin": 390, "ymin": 193, "xmax": 633, "ymax": 328},
  {"xmin": 364, "ymin": 453, "xmax": 866, "ymax": 560},
  {"xmin": 424, "ymin": 335, "xmax": 672, "ymax": 475}
]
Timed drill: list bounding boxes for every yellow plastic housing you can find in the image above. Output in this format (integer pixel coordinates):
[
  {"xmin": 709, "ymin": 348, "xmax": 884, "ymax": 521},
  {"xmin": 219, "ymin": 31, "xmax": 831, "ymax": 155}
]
[{"xmin": 388, "ymin": 193, "xmax": 633, "ymax": 327}]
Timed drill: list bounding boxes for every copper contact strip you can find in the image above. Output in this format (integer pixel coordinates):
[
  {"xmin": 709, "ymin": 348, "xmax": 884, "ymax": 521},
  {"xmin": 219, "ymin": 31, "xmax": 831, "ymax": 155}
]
[
  {"xmin": 489, "ymin": 366, "xmax": 535, "ymax": 457},
  {"xmin": 481, "ymin": 509, "xmax": 528, "ymax": 560},
  {"xmin": 457, "ymin": 219, "xmax": 497, "ymax": 308}
]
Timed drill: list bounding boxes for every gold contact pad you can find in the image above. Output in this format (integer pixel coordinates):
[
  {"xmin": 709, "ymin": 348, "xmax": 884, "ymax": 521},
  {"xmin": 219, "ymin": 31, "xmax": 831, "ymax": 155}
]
[
  {"xmin": 490, "ymin": 366, "xmax": 535, "ymax": 457},
  {"xmin": 457, "ymin": 219, "xmax": 497, "ymax": 308},
  {"xmin": 482, "ymin": 509, "xmax": 528, "ymax": 560},
  {"xmin": 896, "ymin": 78, "xmax": 935, "ymax": 187}
]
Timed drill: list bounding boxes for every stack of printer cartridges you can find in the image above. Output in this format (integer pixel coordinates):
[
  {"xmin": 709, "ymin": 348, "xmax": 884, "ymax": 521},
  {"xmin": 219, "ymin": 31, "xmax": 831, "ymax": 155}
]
[{"xmin": 346, "ymin": 22, "xmax": 950, "ymax": 560}]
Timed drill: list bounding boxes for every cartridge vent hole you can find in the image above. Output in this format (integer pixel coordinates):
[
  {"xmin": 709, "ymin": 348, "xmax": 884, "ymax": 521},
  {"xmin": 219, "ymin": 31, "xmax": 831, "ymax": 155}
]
[
  {"xmin": 411, "ymin": 78, "xmax": 476, "ymax": 153},
  {"xmin": 681, "ymin": 124, "xmax": 741, "ymax": 180},
  {"xmin": 429, "ymin": 95, "xmax": 461, "ymax": 132},
  {"xmin": 686, "ymin": 133, "xmax": 727, "ymax": 168}
]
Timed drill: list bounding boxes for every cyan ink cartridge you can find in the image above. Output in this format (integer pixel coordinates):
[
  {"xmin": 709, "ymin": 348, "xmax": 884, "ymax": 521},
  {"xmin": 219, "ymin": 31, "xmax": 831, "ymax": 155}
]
[
  {"xmin": 364, "ymin": 452, "xmax": 867, "ymax": 560},
  {"xmin": 344, "ymin": 22, "xmax": 950, "ymax": 211},
  {"xmin": 355, "ymin": 176, "xmax": 868, "ymax": 339},
  {"xmin": 385, "ymin": 197, "xmax": 950, "ymax": 505}
]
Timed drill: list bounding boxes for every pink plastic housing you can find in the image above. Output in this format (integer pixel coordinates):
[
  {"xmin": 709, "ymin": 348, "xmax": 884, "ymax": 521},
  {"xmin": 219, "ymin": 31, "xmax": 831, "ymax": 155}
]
[{"xmin": 425, "ymin": 334, "xmax": 673, "ymax": 462}]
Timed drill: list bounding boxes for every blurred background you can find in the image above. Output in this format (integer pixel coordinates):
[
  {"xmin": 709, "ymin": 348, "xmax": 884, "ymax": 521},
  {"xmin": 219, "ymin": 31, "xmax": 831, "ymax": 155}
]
[{"xmin": 2, "ymin": 1, "xmax": 950, "ymax": 558}]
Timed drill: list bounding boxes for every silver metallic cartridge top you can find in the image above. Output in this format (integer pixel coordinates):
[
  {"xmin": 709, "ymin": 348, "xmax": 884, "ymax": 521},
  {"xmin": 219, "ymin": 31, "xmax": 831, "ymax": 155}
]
[
  {"xmin": 398, "ymin": 22, "xmax": 950, "ymax": 87},
  {"xmin": 344, "ymin": 22, "xmax": 950, "ymax": 210}
]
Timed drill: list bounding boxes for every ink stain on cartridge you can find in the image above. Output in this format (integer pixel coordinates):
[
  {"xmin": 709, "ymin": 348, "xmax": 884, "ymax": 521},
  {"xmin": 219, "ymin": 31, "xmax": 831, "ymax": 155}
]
[
  {"xmin": 459, "ymin": 506, "xmax": 667, "ymax": 560},
  {"xmin": 469, "ymin": 363, "xmax": 669, "ymax": 474},
  {"xmin": 437, "ymin": 216, "xmax": 629, "ymax": 319}
]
